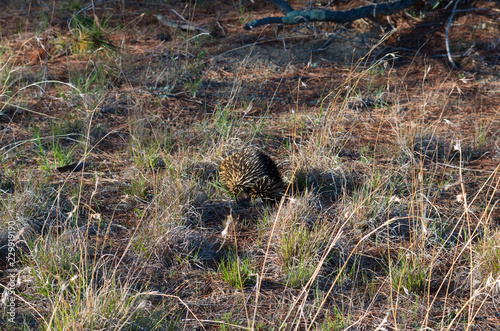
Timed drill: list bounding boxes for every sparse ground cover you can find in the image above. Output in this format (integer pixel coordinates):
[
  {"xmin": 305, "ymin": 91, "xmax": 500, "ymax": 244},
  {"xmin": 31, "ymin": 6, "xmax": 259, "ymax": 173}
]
[{"xmin": 0, "ymin": 0, "xmax": 499, "ymax": 329}]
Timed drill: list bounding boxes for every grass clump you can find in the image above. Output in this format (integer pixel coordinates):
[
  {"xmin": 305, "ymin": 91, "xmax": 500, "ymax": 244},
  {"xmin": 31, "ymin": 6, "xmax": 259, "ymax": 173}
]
[
  {"xmin": 341, "ymin": 171, "xmax": 408, "ymax": 240},
  {"xmin": 280, "ymin": 221, "xmax": 323, "ymax": 288},
  {"xmin": 218, "ymin": 249, "xmax": 256, "ymax": 289},
  {"xmin": 0, "ymin": 182, "xmax": 72, "ymax": 235},
  {"xmin": 318, "ymin": 306, "xmax": 348, "ymax": 331},
  {"xmin": 2, "ymin": 184, "xmax": 148, "ymax": 330},
  {"xmin": 473, "ymin": 229, "xmax": 500, "ymax": 296},
  {"xmin": 33, "ymin": 126, "xmax": 78, "ymax": 172},
  {"xmin": 388, "ymin": 252, "xmax": 430, "ymax": 295},
  {"xmin": 22, "ymin": 236, "xmax": 148, "ymax": 330},
  {"xmin": 130, "ymin": 159, "xmax": 217, "ymax": 268},
  {"xmin": 134, "ymin": 224, "xmax": 216, "ymax": 269},
  {"xmin": 70, "ymin": 14, "xmax": 119, "ymax": 56},
  {"xmin": 270, "ymin": 192, "xmax": 334, "ymax": 288}
]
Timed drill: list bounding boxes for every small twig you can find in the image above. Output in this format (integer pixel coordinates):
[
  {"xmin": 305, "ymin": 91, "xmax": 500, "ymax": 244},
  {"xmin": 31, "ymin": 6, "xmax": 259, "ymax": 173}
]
[
  {"xmin": 170, "ymin": 9, "xmax": 191, "ymax": 25},
  {"xmin": 315, "ymin": 30, "xmax": 348, "ymax": 51},
  {"xmin": 280, "ymin": 25, "xmax": 287, "ymax": 51},
  {"xmin": 323, "ymin": 0, "xmax": 338, "ymax": 8},
  {"xmin": 370, "ymin": 46, "xmax": 413, "ymax": 65},
  {"xmin": 445, "ymin": 0, "xmax": 461, "ymax": 70},
  {"xmin": 386, "ymin": 15, "xmax": 395, "ymax": 29},
  {"xmin": 156, "ymin": 13, "xmax": 210, "ymax": 34}
]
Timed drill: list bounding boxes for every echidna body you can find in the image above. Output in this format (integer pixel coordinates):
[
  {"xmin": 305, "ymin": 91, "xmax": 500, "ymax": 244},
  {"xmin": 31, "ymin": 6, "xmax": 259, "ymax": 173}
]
[{"xmin": 219, "ymin": 148, "xmax": 284, "ymax": 203}]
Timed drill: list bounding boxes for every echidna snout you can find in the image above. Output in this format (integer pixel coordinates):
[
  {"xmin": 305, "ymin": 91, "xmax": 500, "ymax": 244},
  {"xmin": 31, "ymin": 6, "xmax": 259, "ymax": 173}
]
[{"xmin": 219, "ymin": 147, "xmax": 284, "ymax": 203}]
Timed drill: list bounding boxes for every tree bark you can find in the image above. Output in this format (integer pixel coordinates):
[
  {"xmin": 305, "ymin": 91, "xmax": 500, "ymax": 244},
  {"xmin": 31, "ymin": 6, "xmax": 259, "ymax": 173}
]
[{"xmin": 244, "ymin": 0, "xmax": 422, "ymax": 30}]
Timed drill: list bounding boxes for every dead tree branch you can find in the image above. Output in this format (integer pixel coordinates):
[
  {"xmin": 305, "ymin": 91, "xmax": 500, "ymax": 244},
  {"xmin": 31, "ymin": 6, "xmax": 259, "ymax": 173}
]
[
  {"xmin": 445, "ymin": 0, "xmax": 460, "ymax": 69},
  {"xmin": 244, "ymin": 0, "xmax": 422, "ymax": 30}
]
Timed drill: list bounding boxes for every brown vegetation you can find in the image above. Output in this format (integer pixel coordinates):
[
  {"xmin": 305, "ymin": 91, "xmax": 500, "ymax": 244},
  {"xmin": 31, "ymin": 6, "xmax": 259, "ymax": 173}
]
[{"xmin": 0, "ymin": 0, "xmax": 499, "ymax": 329}]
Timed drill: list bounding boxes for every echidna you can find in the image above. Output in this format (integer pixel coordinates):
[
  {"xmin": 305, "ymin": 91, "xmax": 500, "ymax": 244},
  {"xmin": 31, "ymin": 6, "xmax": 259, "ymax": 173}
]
[{"xmin": 219, "ymin": 147, "xmax": 285, "ymax": 203}]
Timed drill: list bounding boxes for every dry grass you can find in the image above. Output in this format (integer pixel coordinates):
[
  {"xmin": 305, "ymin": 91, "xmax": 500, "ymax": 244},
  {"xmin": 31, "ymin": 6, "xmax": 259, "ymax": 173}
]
[{"xmin": 0, "ymin": 0, "xmax": 499, "ymax": 330}]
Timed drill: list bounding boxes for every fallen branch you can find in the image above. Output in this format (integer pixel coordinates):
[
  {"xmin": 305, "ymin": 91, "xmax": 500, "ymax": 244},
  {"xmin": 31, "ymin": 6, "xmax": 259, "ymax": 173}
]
[
  {"xmin": 244, "ymin": 0, "xmax": 422, "ymax": 30},
  {"xmin": 445, "ymin": 0, "xmax": 461, "ymax": 69}
]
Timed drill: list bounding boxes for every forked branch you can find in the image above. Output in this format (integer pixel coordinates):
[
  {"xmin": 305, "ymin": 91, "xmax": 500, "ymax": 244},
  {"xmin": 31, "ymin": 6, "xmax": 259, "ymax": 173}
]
[{"xmin": 244, "ymin": 0, "xmax": 422, "ymax": 30}]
